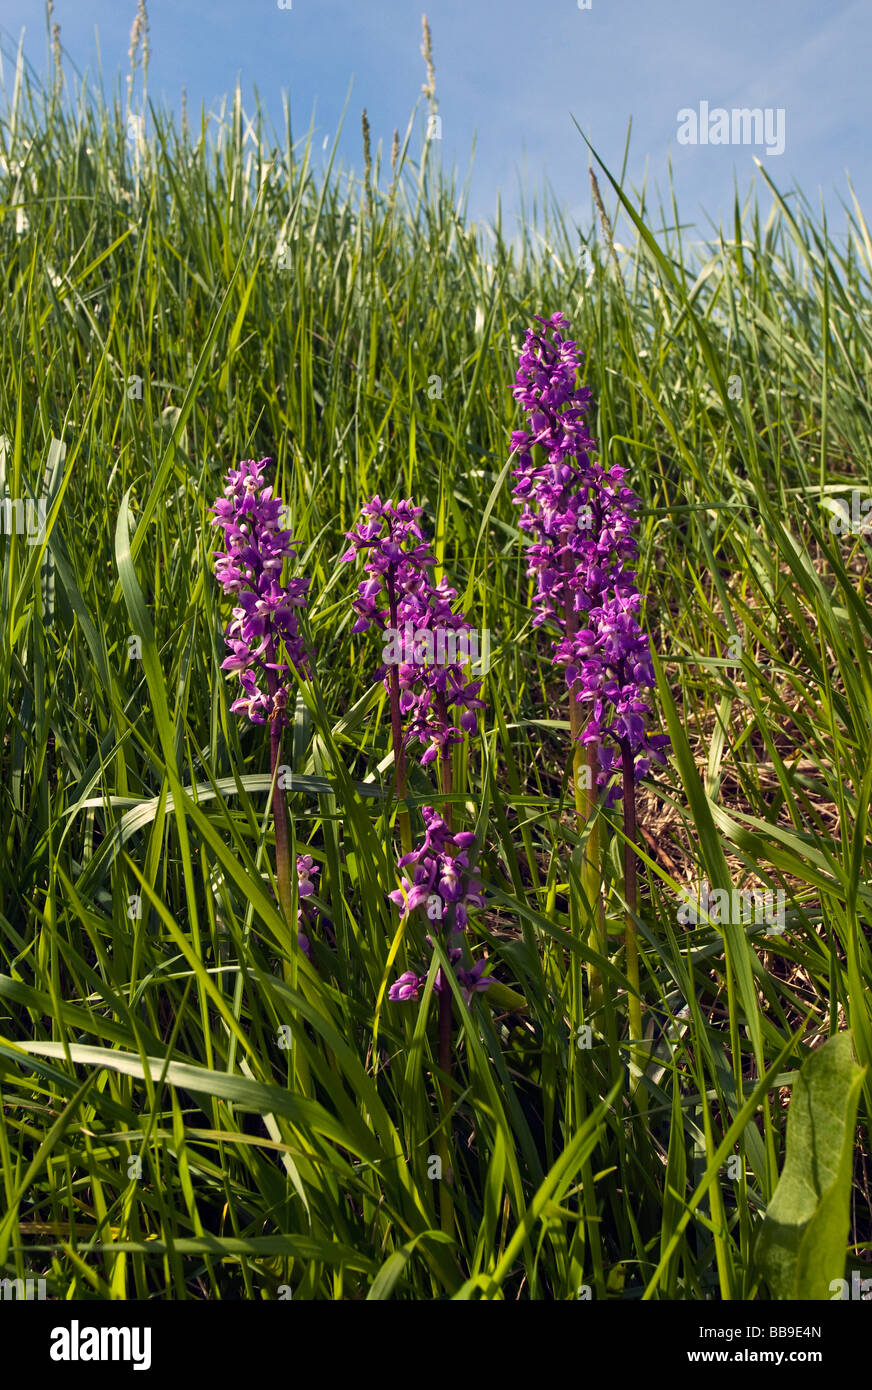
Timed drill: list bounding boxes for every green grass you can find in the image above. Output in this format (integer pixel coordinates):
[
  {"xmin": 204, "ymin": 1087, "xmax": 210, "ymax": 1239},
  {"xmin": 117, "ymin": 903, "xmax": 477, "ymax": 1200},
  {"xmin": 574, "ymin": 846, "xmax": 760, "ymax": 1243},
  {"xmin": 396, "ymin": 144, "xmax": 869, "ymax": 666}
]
[{"xmin": 1, "ymin": 36, "xmax": 871, "ymax": 1300}]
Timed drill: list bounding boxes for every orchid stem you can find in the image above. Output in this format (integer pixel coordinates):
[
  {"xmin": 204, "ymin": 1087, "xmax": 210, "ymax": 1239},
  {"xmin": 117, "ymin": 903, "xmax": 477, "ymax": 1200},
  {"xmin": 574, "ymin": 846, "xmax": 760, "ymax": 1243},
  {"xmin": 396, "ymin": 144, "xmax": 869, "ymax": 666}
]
[
  {"xmin": 387, "ymin": 569, "xmax": 412, "ymax": 857},
  {"xmin": 435, "ymin": 690, "xmax": 455, "ymax": 1236},
  {"xmin": 269, "ymin": 715, "xmax": 294, "ymax": 943},
  {"xmin": 620, "ymin": 738, "xmax": 646, "ymax": 1078},
  {"xmin": 569, "ymin": 683, "xmax": 604, "ymax": 1010},
  {"xmin": 564, "ymin": 550, "xmax": 604, "ymax": 1011},
  {"xmin": 437, "ymin": 978, "xmax": 454, "ymax": 1236},
  {"xmin": 267, "ymin": 672, "xmax": 309, "ymax": 1097}
]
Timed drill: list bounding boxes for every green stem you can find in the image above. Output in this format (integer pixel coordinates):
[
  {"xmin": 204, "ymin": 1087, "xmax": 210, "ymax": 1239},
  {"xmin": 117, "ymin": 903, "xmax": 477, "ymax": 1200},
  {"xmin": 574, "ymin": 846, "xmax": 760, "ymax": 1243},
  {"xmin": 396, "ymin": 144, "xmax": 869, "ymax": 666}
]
[
  {"xmin": 619, "ymin": 739, "xmax": 643, "ymax": 1047},
  {"xmin": 437, "ymin": 977, "xmax": 454, "ymax": 1236},
  {"xmin": 573, "ymin": 712, "xmax": 604, "ymax": 1008},
  {"xmin": 619, "ymin": 739, "xmax": 649, "ymax": 1109},
  {"xmin": 268, "ymin": 703, "xmax": 294, "ymax": 937},
  {"xmin": 564, "ymin": 551, "xmax": 604, "ymax": 1007},
  {"xmin": 387, "ymin": 569, "xmax": 412, "ymax": 857},
  {"xmin": 435, "ymin": 688, "xmax": 454, "ymax": 1237},
  {"xmin": 267, "ymin": 668, "xmax": 309, "ymax": 1096}
]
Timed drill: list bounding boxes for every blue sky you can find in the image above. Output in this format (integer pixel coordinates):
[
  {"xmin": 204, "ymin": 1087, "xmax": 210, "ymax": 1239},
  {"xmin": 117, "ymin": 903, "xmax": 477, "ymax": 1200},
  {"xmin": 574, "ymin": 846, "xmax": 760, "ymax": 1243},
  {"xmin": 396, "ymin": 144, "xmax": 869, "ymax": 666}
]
[{"xmin": 1, "ymin": 0, "xmax": 869, "ymax": 248}]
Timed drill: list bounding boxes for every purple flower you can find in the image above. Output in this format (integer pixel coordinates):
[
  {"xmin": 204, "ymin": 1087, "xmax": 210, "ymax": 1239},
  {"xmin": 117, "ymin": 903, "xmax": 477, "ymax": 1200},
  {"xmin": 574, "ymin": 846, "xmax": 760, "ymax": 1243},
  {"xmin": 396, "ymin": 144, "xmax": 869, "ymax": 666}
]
[
  {"xmin": 390, "ymin": 807, "xmax": 484, "ymax": 929},
  {"xmin": 388, "ymin": 971, "xmax": 425, "ymax": 1003},
  {"xmin": 511, "ymin": 315, "xmax": 669, "ymax": 793},
  {"xmin": 340, "ymin": 497, "xmax": 433, "ymax": 634},
  {"xmin": 296, "ymin": 854, "xmax": 319, "ymax": 960},
  {"xmin": 454, "ymin": 957, "xmax": 493, "ymax": 1006},
  {"xmin": 343, "ymin": 498, "xmax": 485, "ymax": 761},
  {"xmin": 390, "ymin": 946, "xmax": 491, "ymax": 1007},
  {"xmin": 211, "ymin": 458, "xmax": 310, "ymax": 724},
  {"xmin": 296, "ymin": 853, "xmax": 318, "ymax": 899},
  {"xmin": 388, "ymin": 807, "xmax": 491, "ymax": 1006}
]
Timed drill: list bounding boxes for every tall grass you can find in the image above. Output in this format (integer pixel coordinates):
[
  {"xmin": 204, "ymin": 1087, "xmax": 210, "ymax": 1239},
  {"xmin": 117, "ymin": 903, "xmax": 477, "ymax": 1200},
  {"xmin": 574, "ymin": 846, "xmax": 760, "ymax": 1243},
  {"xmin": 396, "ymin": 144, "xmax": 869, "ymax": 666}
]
[{"xmin": 0, "ymin": 32, "xmax": 870, "ymax": 1299}]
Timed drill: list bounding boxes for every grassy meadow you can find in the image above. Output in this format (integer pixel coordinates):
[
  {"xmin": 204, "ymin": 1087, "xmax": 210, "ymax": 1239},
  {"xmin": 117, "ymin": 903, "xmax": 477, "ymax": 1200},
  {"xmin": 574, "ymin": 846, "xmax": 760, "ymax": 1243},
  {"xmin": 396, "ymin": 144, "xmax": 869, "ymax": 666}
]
[{"xmin": 1, "ymin": 31, "xmax": 871, "ymax": 1302}]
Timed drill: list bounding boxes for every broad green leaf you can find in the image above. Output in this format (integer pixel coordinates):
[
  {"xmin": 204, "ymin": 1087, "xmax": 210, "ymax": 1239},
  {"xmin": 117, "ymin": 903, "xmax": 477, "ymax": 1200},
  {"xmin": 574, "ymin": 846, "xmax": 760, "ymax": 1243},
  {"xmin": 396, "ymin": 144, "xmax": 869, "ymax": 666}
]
[{"xmin": 756, "ymin": 1032, "xmax": 865, "ymax": 1300}]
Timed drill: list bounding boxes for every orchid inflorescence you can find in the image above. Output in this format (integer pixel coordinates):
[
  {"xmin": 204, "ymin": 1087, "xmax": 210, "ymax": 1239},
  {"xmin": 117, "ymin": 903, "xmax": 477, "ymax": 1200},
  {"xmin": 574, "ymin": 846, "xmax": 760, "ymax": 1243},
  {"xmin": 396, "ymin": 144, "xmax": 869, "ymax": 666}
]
[
  {"xmin": 387, "ymin": 806, "xmax": 490, "ymax": 1005},
  {"xmin": 212, "ymin": 457, "xmax": 318, "ymax": 964},
  {"xmin": 341, "ymin": 496, "xmax": 485, "ymax": 765},
  {"xmin": 342, "ymin": 498, "xmax": 492, "ymax": 1008},
  {"xmin": 211, "ymin": 457, "xmax": 310, "ymax": 725},
  {"xmin": 510, "ymin": 312, "xmax": 669, "ymax": 794}
]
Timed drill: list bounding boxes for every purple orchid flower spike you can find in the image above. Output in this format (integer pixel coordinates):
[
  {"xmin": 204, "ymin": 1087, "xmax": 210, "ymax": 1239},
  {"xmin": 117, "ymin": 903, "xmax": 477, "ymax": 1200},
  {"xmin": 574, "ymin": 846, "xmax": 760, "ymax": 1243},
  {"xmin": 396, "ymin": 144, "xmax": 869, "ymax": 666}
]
[
  {"xmin": 388, "ymin": 807, "xmax": 490, "ymax": 1005},
  {"xmin": 342, "ymin": 498, "xmax": 484, "ymax": 772},
  {"xmin": 511, "ymin": 312, "xmax": 669, "ymax": 1044},
  {"xmin": 510, "ymin": 314, "xmax": 668, "ymax": 798},
  {"xmin": 344, "ymin": 502, "xmax": 491, "ymax": 1237},
  {"xmin": 210, "ymin": 457, "xmax": 313, "ymax": 981},
  {"xmin": 211, "ymin": 457, "xmax": 311, "ymax": 722}
]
